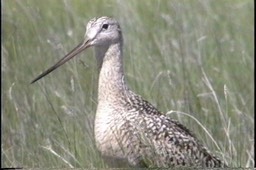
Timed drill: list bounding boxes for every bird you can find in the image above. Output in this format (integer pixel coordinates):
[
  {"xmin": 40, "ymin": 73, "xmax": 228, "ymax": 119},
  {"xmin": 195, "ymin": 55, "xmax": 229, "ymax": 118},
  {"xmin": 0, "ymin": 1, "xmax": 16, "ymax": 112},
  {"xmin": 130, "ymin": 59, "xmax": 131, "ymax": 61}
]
[{"xmin": 31, "ymin": 16, "xmax": 227, "ymax": 168}]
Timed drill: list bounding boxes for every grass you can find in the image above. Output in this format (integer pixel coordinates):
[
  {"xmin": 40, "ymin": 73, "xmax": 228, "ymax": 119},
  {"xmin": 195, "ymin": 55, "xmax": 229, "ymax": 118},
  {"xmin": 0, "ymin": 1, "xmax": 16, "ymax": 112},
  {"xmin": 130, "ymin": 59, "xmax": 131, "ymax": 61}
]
[{"xmin": 2, "ymin": 0, "xmax": 254, "ymax": 168}]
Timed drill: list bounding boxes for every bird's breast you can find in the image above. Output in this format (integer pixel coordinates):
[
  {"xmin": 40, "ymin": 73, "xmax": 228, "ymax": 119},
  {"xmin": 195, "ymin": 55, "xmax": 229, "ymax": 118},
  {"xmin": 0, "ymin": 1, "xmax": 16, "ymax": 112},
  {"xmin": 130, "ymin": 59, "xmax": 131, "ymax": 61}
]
[{"xmin": 94, "ymin": 103, "xmax": 129, "ymax": 158}]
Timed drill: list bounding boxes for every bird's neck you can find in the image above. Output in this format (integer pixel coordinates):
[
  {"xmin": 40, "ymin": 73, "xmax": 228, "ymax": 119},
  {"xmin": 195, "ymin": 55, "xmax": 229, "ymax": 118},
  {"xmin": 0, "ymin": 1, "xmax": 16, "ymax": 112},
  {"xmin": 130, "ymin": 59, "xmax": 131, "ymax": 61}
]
[{"xmin": 95, "ymin": 42, "xmax": 128, "ymax": 103}]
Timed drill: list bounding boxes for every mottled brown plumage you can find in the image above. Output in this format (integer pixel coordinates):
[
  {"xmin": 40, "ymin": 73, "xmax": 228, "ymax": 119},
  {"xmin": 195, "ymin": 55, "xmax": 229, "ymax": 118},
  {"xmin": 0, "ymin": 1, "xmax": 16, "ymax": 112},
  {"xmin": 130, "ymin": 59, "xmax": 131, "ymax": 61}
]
[{"xmin": 31, "ymin": 16, "xmax": 227, "ymax": 168}]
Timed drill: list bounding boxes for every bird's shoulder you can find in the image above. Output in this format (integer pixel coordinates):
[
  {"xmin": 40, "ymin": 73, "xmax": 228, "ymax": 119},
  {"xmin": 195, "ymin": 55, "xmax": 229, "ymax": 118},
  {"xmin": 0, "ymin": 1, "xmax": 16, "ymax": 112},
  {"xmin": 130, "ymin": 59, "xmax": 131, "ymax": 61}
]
[{"xmin": 124, "ymin": 91, "xmax": 199, "ymax": 142}]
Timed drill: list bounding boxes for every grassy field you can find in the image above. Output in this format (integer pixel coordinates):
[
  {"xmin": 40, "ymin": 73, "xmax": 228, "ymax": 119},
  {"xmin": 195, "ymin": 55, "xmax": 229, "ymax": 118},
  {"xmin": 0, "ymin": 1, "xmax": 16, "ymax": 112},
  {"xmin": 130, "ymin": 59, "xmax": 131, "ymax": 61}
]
[{"xmin": 2, "ymin": 0, "xmax": 254, "ymax": 168}]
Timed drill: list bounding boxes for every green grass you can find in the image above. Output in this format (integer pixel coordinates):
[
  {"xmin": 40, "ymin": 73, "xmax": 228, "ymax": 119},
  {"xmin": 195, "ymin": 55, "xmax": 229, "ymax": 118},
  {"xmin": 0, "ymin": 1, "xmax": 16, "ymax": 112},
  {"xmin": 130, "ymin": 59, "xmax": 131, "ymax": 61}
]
[{"xmin": 2, "ymin": 0, "xmax": 254, "ymax": 168}]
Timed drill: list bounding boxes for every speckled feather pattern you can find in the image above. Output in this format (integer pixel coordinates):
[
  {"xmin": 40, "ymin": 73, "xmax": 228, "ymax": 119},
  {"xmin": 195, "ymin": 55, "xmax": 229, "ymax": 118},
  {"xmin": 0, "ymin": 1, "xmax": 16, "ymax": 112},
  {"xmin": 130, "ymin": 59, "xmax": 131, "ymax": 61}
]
[{"xmin": 95, "ymin": 87, "xmax": 226, "ymax": 167}]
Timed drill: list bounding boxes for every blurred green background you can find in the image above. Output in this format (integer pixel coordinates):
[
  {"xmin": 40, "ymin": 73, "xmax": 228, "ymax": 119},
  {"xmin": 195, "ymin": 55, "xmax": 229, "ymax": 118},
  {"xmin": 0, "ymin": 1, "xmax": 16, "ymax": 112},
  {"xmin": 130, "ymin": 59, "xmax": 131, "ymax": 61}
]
[{"xmin": 2, "ymin": 0, "xmax": 254, "ymax": 168}]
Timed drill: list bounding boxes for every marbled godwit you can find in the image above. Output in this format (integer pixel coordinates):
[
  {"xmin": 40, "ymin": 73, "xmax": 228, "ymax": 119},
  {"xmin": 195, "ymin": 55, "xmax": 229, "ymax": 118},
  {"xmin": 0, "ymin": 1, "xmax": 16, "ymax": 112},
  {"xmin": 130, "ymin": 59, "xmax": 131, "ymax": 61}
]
[{"xmin": 31, "ymin": 16, "xmax": 227, "ymax": 168}]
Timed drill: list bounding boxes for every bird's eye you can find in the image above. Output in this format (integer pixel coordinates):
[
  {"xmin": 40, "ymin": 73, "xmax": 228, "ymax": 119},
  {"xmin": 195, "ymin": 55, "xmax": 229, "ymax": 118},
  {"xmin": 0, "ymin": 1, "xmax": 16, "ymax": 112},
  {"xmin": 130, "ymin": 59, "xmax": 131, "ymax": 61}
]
[{"xmin": 102, "ymin": 24, "xmax": 109, "ymax": 30}]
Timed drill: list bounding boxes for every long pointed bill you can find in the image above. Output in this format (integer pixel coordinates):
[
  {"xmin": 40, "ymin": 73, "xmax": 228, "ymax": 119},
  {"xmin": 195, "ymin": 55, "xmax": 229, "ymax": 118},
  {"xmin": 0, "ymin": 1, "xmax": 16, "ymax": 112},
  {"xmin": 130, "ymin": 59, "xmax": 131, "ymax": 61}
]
[{"xmin": 31, "ymin": 38, "xmax": 91, "ymax": 84}]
